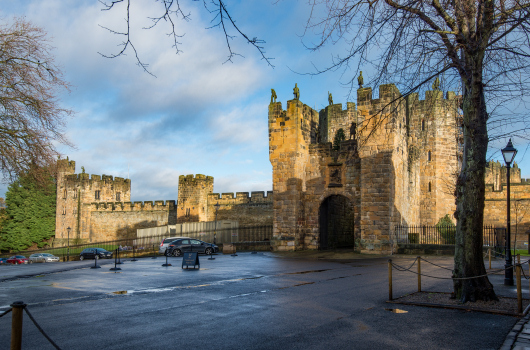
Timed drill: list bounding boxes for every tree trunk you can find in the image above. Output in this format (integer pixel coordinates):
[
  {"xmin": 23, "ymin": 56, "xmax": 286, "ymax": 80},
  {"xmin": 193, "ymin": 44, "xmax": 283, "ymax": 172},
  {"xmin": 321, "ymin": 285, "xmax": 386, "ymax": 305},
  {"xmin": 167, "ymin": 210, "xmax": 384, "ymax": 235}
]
[{"xmin": 453, "ymin": 60, "xmax": 498, "ymax": 302}]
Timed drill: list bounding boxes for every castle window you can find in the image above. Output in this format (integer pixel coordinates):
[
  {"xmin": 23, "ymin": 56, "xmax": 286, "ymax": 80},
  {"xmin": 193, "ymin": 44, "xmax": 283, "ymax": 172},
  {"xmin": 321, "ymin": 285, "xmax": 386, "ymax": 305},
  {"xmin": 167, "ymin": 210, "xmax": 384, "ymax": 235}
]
[
  {"xmin": 95, "ymin": 190, "xmax": 100, "ymax": 200},
  {"xmin": 428, "ymin": 151, "xmax": 431, "ymax": 161},
  {"xmin": 73, "ymin": 191, "xmax": 77, "ymax": 199},
  {"xmin": 116, "ymin": 192, "xmax": 121, "ymax": 201},
  {"xmin": 62, "ymin": 208, "xmax": 66, "ymax": 215},
  {"xmin": 421, "ymin": 119, "xmax": 425, "ymax": 131},
  {"xmin": 186, "ymin": 208, "xmax": 190, "ymax": 217},
  {"xmin": 428, "ymin": 182, "xmax": 432, "ymax": 192},
  {"xmin": 63, "ymin": 189, "xmax": 67, "ymax": 200}
]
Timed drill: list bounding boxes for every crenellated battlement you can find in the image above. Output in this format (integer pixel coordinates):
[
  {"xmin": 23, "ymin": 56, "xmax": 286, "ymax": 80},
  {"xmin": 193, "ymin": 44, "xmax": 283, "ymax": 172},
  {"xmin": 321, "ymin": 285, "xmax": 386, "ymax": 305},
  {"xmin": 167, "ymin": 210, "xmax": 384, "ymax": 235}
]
[
  {"xmin": 86, "ymin": 200, "xmax": 176, "ymax": 211},
  {"xmin": 178, "ymin": 174, "xmax": 214, "ymax": 184},
  {"xmin": 207, "ymin": 191, "xmax": 273, "ymax": 204},
  {"xmin": 64, "ymin": 173, "xmax": 131, "ymax": 185}
]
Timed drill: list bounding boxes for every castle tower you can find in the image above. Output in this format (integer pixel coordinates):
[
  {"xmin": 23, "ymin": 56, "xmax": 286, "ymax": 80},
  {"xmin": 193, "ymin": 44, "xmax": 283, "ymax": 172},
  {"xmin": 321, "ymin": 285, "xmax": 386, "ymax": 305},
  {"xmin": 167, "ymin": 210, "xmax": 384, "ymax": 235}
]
[
  {"xmin": 177, "ymin": 174, "xmax": 214, "ymax": 223},
  {"xmin": 406, "ymin": 90, "xmax": 460, "ymax": 225},
  {"xmin": 55, "ymin": 159, "xmax": 131, "ymax": 245}
]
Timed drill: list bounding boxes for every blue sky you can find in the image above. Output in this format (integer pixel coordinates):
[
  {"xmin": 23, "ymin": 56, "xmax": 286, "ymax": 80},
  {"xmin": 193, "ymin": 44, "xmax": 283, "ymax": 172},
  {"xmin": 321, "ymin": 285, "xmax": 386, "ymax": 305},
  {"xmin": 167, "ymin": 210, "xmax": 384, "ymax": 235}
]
[{"xmin": 1, "ymin": 0, "xmax": 529, "ymax": 201}]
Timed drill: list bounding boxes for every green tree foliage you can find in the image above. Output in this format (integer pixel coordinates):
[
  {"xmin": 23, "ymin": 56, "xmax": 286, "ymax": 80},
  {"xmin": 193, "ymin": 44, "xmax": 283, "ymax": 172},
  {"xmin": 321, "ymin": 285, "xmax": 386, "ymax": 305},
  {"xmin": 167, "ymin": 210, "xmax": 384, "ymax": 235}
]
[
  {"xmin": 436, "ymin": 214, "xmax": 456, "ymax": 245},
  {"xmin": 333, "ymin": 128, "xmax": 346, "ymax": 150},
  {"xmin": 0, "ymin": 173, "xmax": 56, "ymax": 252}
]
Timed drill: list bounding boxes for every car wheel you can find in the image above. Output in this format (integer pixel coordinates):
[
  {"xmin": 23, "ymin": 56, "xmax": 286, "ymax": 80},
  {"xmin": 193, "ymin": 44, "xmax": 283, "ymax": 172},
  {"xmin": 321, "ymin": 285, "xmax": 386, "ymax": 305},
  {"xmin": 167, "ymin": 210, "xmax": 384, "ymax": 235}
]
[
  {"xmin": 205, "ymin": 248, "xmax": 213, "ymax": 255},
  {"xmin": 80, "ymin": 256, "xmax": 84, "ymax": 261},
  {"xmin": 173, "ymin": 249, "xmax": 182, "ymax": 257}
]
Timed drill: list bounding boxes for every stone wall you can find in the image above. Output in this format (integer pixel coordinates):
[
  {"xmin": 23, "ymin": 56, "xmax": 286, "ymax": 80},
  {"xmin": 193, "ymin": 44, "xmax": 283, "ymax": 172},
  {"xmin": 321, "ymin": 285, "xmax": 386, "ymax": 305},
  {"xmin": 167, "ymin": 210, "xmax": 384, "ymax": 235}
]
[
  {"xmin": 206, "ymin": 192, "xmax": 273, "ymax": 226},
  {"xmin": 56, "ymin": 160, "xmax": 272, "ymax": 244},
  {"xmin": 484, "ymin": 182, "xmax": 530, "ymax": 247},
  {"xmin": 84, "ymin": 201, "xmax": 176, "ymax": 242}
]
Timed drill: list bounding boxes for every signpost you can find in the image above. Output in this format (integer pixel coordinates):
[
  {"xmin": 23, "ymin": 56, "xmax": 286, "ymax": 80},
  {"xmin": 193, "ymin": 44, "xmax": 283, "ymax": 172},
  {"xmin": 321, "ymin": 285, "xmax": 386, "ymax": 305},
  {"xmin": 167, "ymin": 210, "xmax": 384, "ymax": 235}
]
[{"xmin": 182, "ymin": 252, "xmax": 200, "ymax": 269}]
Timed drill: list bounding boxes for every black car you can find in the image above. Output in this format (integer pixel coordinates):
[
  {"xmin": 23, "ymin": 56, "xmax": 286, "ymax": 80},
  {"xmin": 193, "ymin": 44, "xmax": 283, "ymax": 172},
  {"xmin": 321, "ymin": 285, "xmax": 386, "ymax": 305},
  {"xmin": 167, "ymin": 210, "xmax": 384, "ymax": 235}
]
[
  {"xmin": 79, "ymin": 248, "xmax": 113, "ymax": 260},
  {"xmin": 166, "ymin": 239, "xmax": 219, "ymax": 257}
]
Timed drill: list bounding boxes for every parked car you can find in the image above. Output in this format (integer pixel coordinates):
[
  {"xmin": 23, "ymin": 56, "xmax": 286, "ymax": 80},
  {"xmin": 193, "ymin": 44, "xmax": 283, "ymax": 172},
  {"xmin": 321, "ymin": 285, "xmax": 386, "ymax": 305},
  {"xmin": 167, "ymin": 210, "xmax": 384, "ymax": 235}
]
[
  {"xmin": 29, "ymin": 253, "xmax": 60, "ymax": 263},
  {"xmin": 159, "ymin": 236, "xmax": 190, "ymax": 254},
  {"xmin": 0, "ymin": 258, "xmax": 7, "ymax": 265},
  {"xmin": 79, "ymin": 248, "xmax": 113, "ymax": 260},
  {"xmin": 167, "ymin": 239, "xmax": 219, "ymax": 257},
  {"xmin": 7, "ymin": 255, "xmax": 30, "ymax": 264}
]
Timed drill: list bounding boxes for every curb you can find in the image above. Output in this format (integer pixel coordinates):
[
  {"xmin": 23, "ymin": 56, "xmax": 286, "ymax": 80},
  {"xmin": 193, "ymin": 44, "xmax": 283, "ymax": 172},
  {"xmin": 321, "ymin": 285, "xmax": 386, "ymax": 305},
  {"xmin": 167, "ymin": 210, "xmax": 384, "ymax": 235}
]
[{"xmin": 500, "ymin": 312, "xmax": 530, "ymax": 350}]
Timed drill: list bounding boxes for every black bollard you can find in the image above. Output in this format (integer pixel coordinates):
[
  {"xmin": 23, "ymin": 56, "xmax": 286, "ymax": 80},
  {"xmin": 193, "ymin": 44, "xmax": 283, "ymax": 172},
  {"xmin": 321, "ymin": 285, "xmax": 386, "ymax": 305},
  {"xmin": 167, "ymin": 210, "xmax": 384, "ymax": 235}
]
[
  {"xmin": 116, "ymin": 248, "xmax": 124, "ymax": 264},
  {"xmin": 208, "ymin": 249, "xmax": 215, "ymax": 260},
  {"xmin": 91, "ymin": 249, "xmax": 101, "ymax": 269},
  {"xmin": 162, "ymin": 248, "xmax": 172, "ymax": 266},
  {"xmin": 131, "ymin": 246, "xmax": 138, "ymax": 262},
  {"xmin": 151, "ymin": 244, "xmax": 157, "ymax": 259},
  {"xmin": 110, "ymin": 249, "xmax": 122, "ymax": 271}
]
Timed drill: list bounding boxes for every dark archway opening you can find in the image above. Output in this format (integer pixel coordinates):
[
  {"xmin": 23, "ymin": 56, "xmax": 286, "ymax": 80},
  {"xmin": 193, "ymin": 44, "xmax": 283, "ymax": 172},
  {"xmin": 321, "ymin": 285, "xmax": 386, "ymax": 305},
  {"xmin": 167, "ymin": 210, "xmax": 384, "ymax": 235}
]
[{"xmin": 319, "ymin": 195, "xmax": 355, "ymax": 250}]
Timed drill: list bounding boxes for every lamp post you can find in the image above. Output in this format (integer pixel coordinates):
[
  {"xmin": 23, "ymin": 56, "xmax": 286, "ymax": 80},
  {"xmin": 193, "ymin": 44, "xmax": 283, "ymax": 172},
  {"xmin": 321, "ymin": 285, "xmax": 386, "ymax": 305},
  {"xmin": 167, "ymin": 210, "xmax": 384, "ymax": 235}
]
[
  {"xmin": 67, "ymin": 226, "xmax": 71, "ymax": 262},
  {"xmin": 502, "ymin": 139, "xmax": 517, "ymax": 286},
  {"xmin": 214, "ymin": 202, "xmax": 220, "ymax": 245}
]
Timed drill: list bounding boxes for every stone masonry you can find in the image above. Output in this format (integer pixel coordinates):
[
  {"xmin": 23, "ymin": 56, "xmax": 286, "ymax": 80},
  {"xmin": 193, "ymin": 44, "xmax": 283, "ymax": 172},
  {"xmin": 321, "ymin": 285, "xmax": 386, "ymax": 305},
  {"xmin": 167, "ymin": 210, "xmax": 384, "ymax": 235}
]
[
  {"xmin": 55, "ymin": 161, "xmax": 272, "ymax": 244},
  {"xmin": 268, "ymin": 84, "xmax": 460, "ymax": 253}
]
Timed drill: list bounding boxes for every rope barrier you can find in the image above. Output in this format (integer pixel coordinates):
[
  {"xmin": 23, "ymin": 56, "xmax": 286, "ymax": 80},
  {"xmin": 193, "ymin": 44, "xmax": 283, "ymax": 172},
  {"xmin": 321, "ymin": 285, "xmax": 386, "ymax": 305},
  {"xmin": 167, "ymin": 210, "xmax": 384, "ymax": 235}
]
[
  {"xmin": 24, "ymin": 305, "xmax": 62, "ymax": 350},
  {"xmin": 390, "ymin": 259, "xmax": 515, "ymax": 280},
  {"xmin": 0, "ymin": 308, "xmax": 12, "ymax": 318},
  {"xmin": 419, "ymin": 257, "xmax": 454, "ymax": 271}
]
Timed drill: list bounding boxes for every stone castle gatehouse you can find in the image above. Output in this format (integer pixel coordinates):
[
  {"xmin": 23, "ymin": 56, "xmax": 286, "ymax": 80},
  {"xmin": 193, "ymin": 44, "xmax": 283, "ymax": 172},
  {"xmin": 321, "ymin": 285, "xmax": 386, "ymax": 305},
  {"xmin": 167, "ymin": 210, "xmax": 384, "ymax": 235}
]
[{"xmin": 268, "ymin": 84, "xmax": 460, "ymax": 253}]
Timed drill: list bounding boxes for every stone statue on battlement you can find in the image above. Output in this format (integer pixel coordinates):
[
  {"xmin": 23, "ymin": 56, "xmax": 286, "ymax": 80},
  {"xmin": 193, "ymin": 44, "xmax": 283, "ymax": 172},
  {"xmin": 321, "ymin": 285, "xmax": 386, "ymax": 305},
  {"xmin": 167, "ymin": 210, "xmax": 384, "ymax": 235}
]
[
  {"xmin": 349, "ymin": 122, "xmax": 357, "ymax": 140},
  {"xmin": 328, "ymin": 92, "xmax": 333, "ymax": 105},
  {"xmin": 81, "ymin": 166, "xmax": 85, "ymax": 174},
  {"xmin": 432, "ymin": 77, "xmax": 441, "ymax": 90},
  {"xmin": 293, "ymin": 83, "xmax": 300, "ymax": 100},
  {"xmin": 358, "ymin": 71, "xmax": 364, "ymax": 88},
  {"xmin": 271, "ymin": 89, "xmax": 277, "ymax": 104}
]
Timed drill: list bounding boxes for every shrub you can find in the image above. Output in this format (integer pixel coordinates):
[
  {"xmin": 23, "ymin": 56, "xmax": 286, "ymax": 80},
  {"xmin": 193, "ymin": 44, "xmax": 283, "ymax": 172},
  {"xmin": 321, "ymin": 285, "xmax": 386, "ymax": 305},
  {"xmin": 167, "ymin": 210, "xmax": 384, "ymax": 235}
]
[
  {"xmin": 408, "ymin": 233, "xmax": 419, "ymax": 244},
  {"xmin": 436, "ymin": 214, "xmax": 456, "ymax": 244}
]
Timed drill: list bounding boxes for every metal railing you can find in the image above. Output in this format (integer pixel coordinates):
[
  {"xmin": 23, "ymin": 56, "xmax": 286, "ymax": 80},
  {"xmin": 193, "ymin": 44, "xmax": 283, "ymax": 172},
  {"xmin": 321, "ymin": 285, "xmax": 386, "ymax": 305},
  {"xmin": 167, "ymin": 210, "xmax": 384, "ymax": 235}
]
[
  {"xmin": 0, "ymin": 225, "xmax": 274, "ymax": 260},
  {"xmin": 395, "ymin": 224, "xmax": 498, "ymax": 246}
]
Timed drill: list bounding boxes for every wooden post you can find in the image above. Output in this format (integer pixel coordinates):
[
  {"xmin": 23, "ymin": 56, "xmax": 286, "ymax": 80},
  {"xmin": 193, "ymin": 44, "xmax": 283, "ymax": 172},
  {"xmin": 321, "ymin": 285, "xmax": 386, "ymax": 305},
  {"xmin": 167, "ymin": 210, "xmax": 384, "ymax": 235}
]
[
  {"xmin": 517, "ymin": 264, "xmax": 523, "ymax": 314},
  {"xmin": 10, "ymin": 301, "xmax": 25, "ymax": 350},
  {"xmin": 417, "ymin": 257, "xmax": 421, "ymax": 292},
  {"xmin": 488, "ymin": 248, "xmax": 491, "ymax": 270},
  {"xmin": 388, "ymin": 259, "xmax": 393, "ymax": 301}
]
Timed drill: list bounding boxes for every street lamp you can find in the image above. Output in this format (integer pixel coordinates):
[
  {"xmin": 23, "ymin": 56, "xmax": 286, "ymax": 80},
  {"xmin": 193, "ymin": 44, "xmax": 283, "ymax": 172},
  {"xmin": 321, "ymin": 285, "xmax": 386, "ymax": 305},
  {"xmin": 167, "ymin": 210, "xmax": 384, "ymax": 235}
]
[
  {"xmin": 502, "ymin": 139, "xmax": 517, "ymax": 286},
  {"xmin": 67, "ymin": 226, "xmax": 71, "ymax": 262},
  {"xmin": 214, "ymin": 202, "xmax": 220, "ymax": 245}
]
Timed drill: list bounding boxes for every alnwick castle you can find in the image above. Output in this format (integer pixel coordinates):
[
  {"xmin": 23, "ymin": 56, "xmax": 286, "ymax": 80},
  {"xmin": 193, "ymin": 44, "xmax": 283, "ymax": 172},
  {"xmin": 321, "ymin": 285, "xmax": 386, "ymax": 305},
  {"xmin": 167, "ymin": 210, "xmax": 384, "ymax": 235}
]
[{"xmin": 55, "ymin": 83, "xmax": 530, "ymax": 253}]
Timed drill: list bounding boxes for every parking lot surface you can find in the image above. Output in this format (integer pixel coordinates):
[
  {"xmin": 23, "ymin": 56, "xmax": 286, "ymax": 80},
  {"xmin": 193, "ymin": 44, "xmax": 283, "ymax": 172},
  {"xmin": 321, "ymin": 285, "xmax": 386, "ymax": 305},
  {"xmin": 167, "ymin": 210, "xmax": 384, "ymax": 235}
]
[{"xmin": 0, "ymin": 253, "xmax": 519, "ymax": 349}]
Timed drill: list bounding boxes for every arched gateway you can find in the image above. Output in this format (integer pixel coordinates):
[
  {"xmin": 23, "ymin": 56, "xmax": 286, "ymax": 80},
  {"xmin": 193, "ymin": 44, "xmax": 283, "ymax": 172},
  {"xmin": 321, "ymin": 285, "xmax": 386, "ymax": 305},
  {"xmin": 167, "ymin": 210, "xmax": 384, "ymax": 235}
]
[{"xmin": 319, "ymin": 195, "xmax": 355, "ymax": 249}]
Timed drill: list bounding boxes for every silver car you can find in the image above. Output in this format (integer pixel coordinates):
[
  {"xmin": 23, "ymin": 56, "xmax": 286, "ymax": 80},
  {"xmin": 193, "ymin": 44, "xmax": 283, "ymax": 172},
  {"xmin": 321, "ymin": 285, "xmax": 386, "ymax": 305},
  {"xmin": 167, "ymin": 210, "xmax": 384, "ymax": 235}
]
[
  {"xmin": 29, "ymin": 253, "xmax": 60, "ymax": 263},
  {"xmin": 159, "ymin": 236, "xmax": 190, "ymax": 254}
]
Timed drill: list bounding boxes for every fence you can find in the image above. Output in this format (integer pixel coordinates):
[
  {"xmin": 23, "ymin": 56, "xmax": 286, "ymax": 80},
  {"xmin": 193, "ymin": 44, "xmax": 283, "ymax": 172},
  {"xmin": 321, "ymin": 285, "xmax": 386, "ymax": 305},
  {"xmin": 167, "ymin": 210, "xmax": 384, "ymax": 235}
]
[
  {"xmin": 395, "ymin": 225, "xmax": 498, "ymax": 247},
  {"xmin": 0, "ymin": 225, "xmax": 274, "ymax": 260}
]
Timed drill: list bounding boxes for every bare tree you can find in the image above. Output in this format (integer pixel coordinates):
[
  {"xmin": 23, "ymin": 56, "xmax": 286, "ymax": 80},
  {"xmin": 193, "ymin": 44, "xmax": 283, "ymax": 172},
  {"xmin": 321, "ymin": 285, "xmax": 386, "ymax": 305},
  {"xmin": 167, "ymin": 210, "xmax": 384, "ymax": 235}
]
[
  {"xmin": 98, "ymin": 0, "xmax": 273, "ymax": 75},
  {"xmin": 303, "ymin": 0, "xmax": 530, "ymax": 302},
  {"xmin": 0, "ymin": 18, "xmax": 73, "ymax": 182}
]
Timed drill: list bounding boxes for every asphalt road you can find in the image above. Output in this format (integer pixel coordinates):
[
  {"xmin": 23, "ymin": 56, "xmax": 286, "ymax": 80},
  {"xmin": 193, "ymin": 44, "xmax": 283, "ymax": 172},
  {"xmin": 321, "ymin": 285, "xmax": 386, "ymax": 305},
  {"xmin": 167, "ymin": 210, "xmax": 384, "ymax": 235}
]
[{"xmin": 0, "ymin": 253, "xmax": 519, "ymax": 350}]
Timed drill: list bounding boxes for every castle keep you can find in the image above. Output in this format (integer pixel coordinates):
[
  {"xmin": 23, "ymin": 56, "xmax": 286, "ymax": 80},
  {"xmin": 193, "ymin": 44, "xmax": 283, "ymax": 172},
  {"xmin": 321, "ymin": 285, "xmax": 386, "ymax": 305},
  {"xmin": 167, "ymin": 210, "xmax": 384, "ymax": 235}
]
[{"xmin": 55, "ymin": 84, "xmax": 530, "ymax": 251}]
